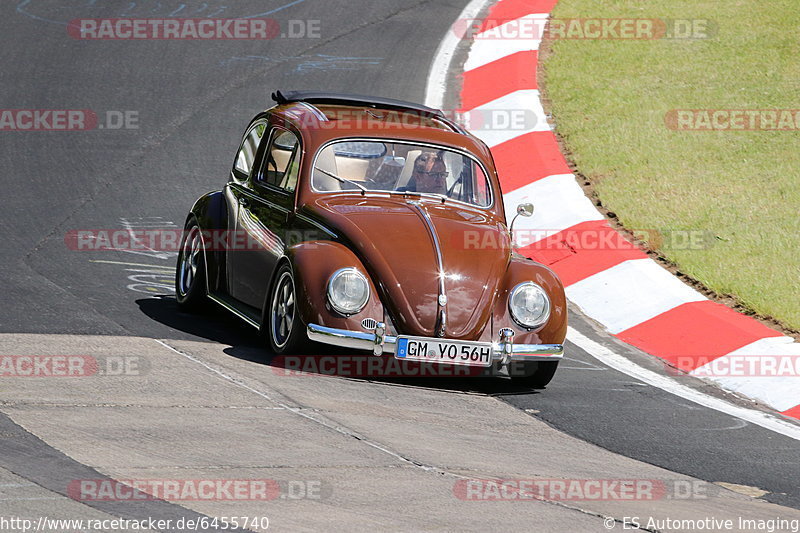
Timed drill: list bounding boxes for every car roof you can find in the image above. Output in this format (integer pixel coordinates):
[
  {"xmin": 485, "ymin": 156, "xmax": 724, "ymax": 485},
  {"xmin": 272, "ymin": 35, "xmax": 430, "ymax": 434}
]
[
  {"xmin": 265, "ymin": 91, "xmax": 495, "ymax": 165},
  {"xmin": 272, "ymin": 90, "xmax": 446, "ymax": 119}
]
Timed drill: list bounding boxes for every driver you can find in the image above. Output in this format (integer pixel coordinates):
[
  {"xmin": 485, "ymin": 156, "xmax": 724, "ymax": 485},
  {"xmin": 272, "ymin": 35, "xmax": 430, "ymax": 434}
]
[{"xmin": 405, "ymin": 151, "xmax": 448, "ymax": 195}]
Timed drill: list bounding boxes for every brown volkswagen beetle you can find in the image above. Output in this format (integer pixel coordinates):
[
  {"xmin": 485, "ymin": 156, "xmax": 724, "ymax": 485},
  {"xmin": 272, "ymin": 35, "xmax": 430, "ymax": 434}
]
[{"xmin": 176, "ymin": 91, "xmax": 566, "ymax": 387}]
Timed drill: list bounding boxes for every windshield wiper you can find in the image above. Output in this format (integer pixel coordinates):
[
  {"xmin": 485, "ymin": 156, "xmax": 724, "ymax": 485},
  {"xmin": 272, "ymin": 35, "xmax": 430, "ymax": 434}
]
[
  {"xmin": 404, "ymin": 191, "xmax": 447, "ymax": 204},
  {"xmin": 314, "ymin": 167, "xmax": 367, "ymax": 194}
]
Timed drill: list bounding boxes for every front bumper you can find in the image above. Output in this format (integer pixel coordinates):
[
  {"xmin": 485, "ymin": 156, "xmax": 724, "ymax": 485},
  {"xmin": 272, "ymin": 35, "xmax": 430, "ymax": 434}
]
[{"xmin": 306, "ymin": 323, "xmax": 563, "ymax": 363}]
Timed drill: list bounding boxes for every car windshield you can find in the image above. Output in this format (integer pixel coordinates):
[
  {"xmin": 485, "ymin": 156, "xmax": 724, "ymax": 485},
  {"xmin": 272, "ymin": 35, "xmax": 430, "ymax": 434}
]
[{"xmin": 312, "ymin": 140, "xmax": 492, "ymax": 207}]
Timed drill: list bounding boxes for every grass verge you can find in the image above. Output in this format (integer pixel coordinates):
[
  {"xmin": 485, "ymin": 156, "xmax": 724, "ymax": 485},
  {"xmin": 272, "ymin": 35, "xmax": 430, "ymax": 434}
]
[{"xmin": 542, "ymin": 0, "xmax": 800, "ymax": 332}]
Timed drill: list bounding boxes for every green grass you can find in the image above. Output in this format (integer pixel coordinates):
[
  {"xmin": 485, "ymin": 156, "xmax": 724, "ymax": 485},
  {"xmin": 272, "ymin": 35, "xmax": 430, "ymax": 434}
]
[{"xmin": 543, "ymin": 0, "xmax": 800, "ymax": 331}]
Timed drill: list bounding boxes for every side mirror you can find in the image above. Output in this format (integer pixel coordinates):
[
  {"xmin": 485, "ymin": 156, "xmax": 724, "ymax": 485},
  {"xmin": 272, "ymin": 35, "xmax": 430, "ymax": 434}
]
[
  {"xmin": 517, "ymin": 203, "xmax": 534, "ymax": 217},
  {"xmin": 510, "ymin": 203, "xmax": 535, "ymax": 248}
]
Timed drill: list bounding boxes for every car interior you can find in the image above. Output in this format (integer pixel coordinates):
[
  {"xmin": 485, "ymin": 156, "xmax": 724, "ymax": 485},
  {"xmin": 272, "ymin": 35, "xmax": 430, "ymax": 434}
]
[{"xmin": 311, "ymin": 141, "xmax": 491, "ymax": 207}]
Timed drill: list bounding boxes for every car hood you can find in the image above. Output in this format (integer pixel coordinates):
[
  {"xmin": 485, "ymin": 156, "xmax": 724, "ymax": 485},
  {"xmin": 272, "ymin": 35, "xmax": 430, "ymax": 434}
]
[{"xmin": 306, "ymin": 195, "xmax": 511, "ymax": 338}]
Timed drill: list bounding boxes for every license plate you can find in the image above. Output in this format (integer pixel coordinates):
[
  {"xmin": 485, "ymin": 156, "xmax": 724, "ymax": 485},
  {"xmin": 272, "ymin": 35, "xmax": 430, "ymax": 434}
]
[{"xmin": 395, "ymin": 336, "xmax": 493, "ymax": 367}]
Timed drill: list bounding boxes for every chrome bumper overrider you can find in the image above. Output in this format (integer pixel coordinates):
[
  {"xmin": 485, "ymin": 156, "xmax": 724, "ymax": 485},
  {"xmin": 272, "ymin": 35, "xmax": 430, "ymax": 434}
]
[{"xmin": 306, "ymin": 323, "xmax": 564, "ymax": 363}]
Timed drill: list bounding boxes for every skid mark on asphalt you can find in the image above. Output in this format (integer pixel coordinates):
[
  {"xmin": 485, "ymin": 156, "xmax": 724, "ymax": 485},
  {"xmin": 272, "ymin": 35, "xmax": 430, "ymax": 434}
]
[
  {"xmin": 695, "ymin": 418, "xmax": 749, "ymax": 431},
  {"xmin": 240, "ymin": 0, "xmax": 307, "ymax": 18}
]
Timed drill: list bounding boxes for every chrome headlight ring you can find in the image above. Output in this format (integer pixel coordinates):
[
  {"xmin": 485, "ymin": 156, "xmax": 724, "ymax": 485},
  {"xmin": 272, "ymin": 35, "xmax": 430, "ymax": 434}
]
[
  {"xmin": 327, "ymin": 267, "xmax": 370, "ymax": 316},
  {"xmin": 508, "ymin": 282, "xmax": 551, "ymax": 329}
]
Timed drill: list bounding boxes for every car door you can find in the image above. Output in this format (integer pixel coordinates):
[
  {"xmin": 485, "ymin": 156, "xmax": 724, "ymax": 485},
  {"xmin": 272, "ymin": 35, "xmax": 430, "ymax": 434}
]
[
  {"xmin": 228, "ymin": 125, "xmax": 301, "ymax": 310},
  {"xmin": 225, "ymin": 119, "xmax": 269, "ymax": 304}
]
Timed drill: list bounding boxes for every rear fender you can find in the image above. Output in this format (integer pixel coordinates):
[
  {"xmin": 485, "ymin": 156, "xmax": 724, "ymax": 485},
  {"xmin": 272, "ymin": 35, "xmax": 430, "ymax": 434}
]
[{"xmin": 188, "ymin": 191, "xmax": 228, "ymax": 294}]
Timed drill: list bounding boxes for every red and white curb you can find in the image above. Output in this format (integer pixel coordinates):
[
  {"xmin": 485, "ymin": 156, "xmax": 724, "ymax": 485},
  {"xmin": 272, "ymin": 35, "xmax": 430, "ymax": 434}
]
[{"xmin": 431, "ymin": 0, "xmax": 800, "ymax": 420}]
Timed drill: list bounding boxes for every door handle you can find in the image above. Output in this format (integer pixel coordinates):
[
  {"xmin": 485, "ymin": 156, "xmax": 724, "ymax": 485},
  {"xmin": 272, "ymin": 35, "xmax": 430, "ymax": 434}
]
[{"xmin": 239, "ymin": 197, "xmax": 249, "ymax": 208}]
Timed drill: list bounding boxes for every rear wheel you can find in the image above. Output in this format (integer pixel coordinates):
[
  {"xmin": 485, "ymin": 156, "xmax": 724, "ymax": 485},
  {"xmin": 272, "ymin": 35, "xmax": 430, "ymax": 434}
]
[
  {"xmin": 175, "ymin": 220, "xmax": 207, "ymax": 311},
  {"xmin": 508, "ymin": 361, "xmax": 559, "ymax": 389},
  {"xmin": 266, "ymin": 263, "xmax": 305, "ymax": 354}
]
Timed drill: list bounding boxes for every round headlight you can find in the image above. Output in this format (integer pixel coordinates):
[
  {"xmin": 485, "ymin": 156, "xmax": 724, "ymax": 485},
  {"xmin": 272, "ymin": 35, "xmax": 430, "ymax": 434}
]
[
  {"xmin": 508, "ymin": 282, "xmax": 551, "ymax": 329},
  {"xmin": 327, "ymin": 268, "xmax": 370, "ymax": 316}
]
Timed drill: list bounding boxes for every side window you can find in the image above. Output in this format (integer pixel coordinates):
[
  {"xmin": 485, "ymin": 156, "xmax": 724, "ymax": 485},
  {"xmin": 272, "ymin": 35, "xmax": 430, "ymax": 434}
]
[
  {"xmin": 233, "ymin": 121, "xmax": 267, "ymax": 180},
  {"xmin": 261, "ymin": 129, "xmax": 301, "ymax": 192}
]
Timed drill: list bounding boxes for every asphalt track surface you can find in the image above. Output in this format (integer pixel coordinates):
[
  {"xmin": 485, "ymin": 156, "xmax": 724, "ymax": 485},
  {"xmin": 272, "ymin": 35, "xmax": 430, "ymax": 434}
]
[{"xmin": 1, "ymin": 0, "xmax": 799, "ymax": 529}]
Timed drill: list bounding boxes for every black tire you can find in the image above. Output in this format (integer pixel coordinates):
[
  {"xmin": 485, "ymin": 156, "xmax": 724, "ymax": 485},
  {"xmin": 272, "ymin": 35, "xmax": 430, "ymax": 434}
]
[
  {"xmin": 175, "ymin": 219, "xmax": 207, "ymax": 312},
  {"xmin": 507, "ymin": 361, "xmax": 559, "ymax": 389},
  {"xmin": 265, "ymin": 263, "xmax": 305, "ymax": 354}
]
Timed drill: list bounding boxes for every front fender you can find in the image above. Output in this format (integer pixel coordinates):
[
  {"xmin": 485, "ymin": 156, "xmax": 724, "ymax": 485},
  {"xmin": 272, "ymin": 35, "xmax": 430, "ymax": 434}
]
[
  {"xmin": 288, "ymin": 241, "xmax": 384, "ymax": 333},
  {"xmin": 493, "ymin": 256, "xmax": 567, "ymax": 346}
]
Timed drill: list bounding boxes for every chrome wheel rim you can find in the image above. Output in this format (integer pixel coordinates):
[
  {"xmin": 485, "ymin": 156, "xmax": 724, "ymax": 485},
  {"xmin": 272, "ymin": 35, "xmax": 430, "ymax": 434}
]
[
  {"xmin": 178, "ymin": 227, "xmax": 201, "ymax": 297},
  {"xmin": 271, "ymin": 271, "xmax": 295, "ymax": 349}
]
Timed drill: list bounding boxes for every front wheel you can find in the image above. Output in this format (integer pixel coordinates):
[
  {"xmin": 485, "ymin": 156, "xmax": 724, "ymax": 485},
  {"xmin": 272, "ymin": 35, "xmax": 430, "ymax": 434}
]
[
  {"xmin": 175, "ymin": 219, "xmax": 207, "ymax": 311},
  {"xmin": 508, "ymin": 361, "xmax": 559, "ymax": 389},
  {"xmin": 266, "ymin": 263, "xmax": 305, "ymax": 354}
]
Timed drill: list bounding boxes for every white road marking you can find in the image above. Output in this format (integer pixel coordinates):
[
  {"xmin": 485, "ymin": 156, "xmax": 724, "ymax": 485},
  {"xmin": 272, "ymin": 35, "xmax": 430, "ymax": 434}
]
[{"xmin": 567, "ymin": 326, "xmax": 800, "ymax": 441}]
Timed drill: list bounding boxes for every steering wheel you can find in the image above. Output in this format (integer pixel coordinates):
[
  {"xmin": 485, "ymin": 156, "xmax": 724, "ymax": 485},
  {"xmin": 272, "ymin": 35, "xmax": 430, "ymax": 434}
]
[{"xmin": 447, "ymin": 172, "xmax": 465, "ymax": 200}]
